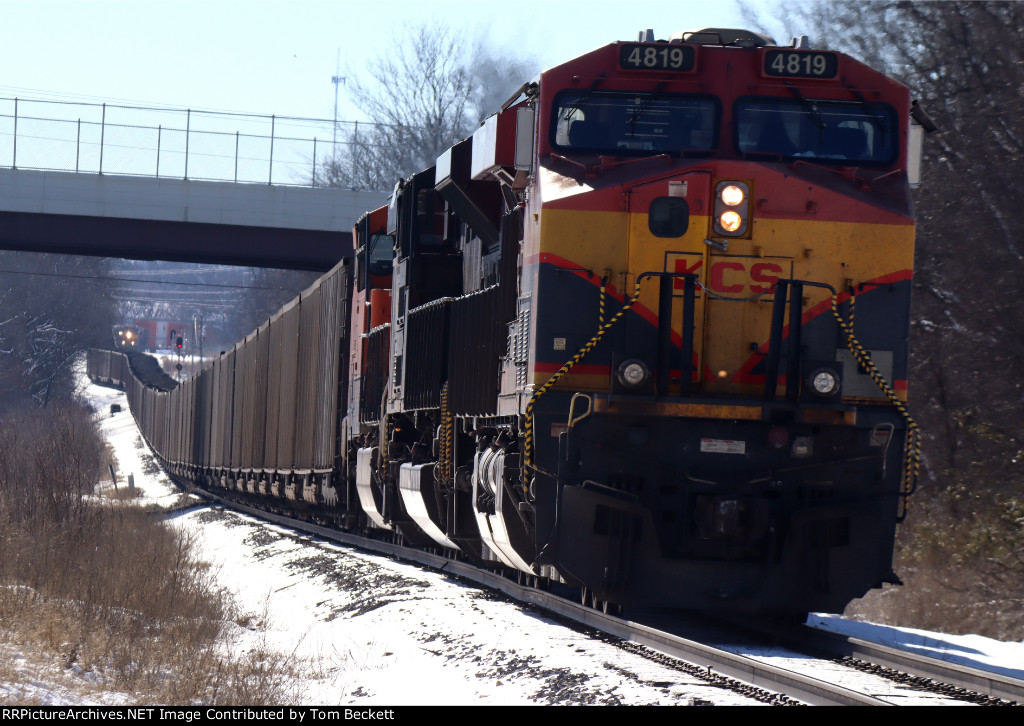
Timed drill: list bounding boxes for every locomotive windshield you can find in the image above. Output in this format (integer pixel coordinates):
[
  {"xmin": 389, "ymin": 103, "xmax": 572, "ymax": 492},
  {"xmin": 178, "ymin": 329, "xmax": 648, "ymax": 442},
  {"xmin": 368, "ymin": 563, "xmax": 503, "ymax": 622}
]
[
  {"xmin": 367, "ymin": 233, "xmax": 394, "ymax": 277},
  {"xmin": 735, "ymin": 98, "xmax": 898, "ymax": 165},
  {"xmin": 551, "ymin": 90, "xmax": 719, "ymax": 155}
]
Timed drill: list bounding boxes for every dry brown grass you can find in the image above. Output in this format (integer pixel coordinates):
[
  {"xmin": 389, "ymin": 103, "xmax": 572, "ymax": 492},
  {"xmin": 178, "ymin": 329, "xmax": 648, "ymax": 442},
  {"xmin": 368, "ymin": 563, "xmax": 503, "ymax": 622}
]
[
  {"xmin": 0, "ymin": 401, "xmax": 309, "ymax": 704},
  {"xmin": 101, "ymin": 486, "xmax": 143, "ymax": 501}
]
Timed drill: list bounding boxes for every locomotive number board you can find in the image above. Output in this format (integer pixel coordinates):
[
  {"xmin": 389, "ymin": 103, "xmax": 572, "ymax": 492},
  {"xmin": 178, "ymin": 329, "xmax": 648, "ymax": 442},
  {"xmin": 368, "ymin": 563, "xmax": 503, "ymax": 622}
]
[
  {"xmin": 763, "ymin": 49, "xmax": 839, "ymax": 79},
  {"xmin": 619, "ymin": 43, "xmax": 697, "ymax": 72}
]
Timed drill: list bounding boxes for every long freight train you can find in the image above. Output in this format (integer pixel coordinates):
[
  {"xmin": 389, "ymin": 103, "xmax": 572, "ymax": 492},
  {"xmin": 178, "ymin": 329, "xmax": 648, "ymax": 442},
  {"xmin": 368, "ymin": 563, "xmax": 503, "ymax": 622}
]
[{"xmin": 89, "ymin": 28, "xmax": 924, "ymax": 618}]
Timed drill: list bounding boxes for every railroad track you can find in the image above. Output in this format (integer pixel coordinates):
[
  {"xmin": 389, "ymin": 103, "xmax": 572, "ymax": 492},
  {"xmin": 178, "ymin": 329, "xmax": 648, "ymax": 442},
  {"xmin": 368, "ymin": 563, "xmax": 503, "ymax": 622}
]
[{"xmin": 179, "ymin": 483, "xmax": 1023, "ymax": 706}]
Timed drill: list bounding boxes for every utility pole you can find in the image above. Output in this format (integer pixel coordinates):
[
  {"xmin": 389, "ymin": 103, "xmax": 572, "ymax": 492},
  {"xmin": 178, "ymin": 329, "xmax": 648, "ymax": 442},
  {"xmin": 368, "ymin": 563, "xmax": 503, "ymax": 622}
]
[{"xmin": 331, "ymin": 49, "xmax": 344, "ymax": 150}]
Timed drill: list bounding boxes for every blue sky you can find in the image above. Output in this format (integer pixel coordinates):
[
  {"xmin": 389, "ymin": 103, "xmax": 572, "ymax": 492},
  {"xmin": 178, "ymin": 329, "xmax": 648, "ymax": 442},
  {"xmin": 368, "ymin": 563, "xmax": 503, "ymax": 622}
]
[{"xmin": 0, "ymin": 0, "xmax": 756, "ymax": 121}]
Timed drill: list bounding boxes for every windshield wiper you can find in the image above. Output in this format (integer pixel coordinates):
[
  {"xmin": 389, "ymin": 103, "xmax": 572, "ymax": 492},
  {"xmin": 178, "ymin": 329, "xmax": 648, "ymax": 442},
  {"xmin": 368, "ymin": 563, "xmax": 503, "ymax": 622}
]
[
  {"xmin": 563, "ymin": 76, "xmax": 605, "ymax": 121},
  {"xmin": 786, "ymin": 83, "xmax": 825, "ymax": 132},
  {"xmin": 628, "ymin": 81, "xmax": 667, "ymax": 136}
]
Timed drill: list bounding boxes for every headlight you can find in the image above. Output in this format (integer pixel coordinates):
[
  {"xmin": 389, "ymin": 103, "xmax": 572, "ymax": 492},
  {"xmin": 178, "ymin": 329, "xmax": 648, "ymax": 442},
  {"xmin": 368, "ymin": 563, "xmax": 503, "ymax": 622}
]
[
  {"xmin": 719, "ymin": 210, "xmax": 743, "ymax": 233},
  {"xmin": 811, "ymin": 370, "xmax": 838, "ymax": 394},
  {"xmin": 720, "ymin": 184, "xmax": 745, "ymax": 206},
  {"xmin": 713, "ymin": 180, "xmax": 750, "ymax": 236},
  {"xmin": 806, "ymin": 366, "xmax": 841, "ymax": 398},
  {"xmin": 616, "ymin": 359, "xmax": 650, "ymax": 389}
]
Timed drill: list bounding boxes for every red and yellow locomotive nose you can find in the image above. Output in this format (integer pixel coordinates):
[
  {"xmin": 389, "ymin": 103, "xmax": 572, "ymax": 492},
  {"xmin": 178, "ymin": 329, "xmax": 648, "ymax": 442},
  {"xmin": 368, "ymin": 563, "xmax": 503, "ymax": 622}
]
[{"xmin": 527, "ymin": 35, "xmax": 914, "ymax": 404}]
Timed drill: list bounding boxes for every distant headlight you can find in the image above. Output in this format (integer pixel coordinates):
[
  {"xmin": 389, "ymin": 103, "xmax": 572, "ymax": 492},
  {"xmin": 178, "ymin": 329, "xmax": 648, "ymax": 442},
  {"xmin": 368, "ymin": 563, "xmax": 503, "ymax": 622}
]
[{"xmin": 616, "ymin": 359, "xmax": 650, "ymax": 389}]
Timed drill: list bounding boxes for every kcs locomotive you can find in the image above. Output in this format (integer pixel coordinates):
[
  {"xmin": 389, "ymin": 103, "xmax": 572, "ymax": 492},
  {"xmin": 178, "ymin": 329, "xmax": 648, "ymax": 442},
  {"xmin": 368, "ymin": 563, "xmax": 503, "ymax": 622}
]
[{"xmin": 90, "ymin": 28, "xmax": 924, "ymax": 618}]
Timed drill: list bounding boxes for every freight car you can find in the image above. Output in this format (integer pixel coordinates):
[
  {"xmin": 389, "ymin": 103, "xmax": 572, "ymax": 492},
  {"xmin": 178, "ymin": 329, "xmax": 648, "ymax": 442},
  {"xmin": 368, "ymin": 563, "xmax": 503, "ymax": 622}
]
[{"xmin": 90, "ymin": 28, "xmax": 924, "ymax": 619}]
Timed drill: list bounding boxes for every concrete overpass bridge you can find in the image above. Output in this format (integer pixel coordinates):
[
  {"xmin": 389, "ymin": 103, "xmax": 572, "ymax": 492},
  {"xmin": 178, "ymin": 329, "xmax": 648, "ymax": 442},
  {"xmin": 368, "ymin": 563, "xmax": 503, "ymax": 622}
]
[
  {"xmin": 0, "ymin": 168, "xmax": 385, "ymax": 270},
  {"xmin": 0, "ymin": 97, "xmax": 387, "ymax": 271}
]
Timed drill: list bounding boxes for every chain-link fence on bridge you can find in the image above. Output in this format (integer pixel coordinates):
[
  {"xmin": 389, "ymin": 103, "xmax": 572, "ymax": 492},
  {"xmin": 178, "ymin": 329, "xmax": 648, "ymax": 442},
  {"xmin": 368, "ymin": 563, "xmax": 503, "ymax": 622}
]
[{"xmin": 0, "ymin": 96, "xmax": 365, "ymax": 187}]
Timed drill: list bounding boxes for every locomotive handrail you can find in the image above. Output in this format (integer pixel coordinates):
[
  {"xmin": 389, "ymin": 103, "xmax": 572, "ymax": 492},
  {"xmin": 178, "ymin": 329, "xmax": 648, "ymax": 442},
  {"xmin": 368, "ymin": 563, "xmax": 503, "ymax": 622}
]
[{"xmin": 567, "ymin": 392, "xmax": 593, "ymax": 431}]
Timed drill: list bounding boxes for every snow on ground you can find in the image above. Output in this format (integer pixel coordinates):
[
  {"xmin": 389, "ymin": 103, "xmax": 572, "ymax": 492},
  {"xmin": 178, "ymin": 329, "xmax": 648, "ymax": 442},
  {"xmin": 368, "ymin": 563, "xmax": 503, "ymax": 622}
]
[
  {"xmin": 179, "ymin": 507, "xmax": 757, "ymax": 705},
  {"xmin": 807, "ymin": 615, "xmax": 1024, "ymax": 682},
  {"xmin": 0, "ymin": 640, "xmax": 136, "ymax": 706},
  {"xmin": 87, "ymin": 379, "xmax": 754, "ymax": 705},
  {"xmin": 65, "ymin": 378, "xmax": 1024, "ymax": 704}
]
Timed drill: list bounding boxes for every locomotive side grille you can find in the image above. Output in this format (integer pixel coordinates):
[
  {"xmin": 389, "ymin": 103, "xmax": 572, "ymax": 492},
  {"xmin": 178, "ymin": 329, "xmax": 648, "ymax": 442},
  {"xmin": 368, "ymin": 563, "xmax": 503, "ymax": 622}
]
[
  {"xmin": 361, "ymin": 323, "xmax": 390, "ymax": 424},
  {"xmin": 514, "ymin": 306, "xmax": 531, "ymax": 390},
  {"xmin": 448, "ymin": 285, "xmax": 504, "ymax": 415},
  {"xmin": 462, "ymin": 234, "xmax": 482, "ymax": 294},
  {"xmin": 404, "ymin": 297, "xmax": 452, "ymax": 410}
]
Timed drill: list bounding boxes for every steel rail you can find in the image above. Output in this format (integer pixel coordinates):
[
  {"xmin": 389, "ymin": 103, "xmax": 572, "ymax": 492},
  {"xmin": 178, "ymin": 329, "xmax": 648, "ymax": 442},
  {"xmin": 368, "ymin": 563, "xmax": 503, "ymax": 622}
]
[{"xmin": 804, "ymin": 625, "xmax": 1024, "ymax": 704}]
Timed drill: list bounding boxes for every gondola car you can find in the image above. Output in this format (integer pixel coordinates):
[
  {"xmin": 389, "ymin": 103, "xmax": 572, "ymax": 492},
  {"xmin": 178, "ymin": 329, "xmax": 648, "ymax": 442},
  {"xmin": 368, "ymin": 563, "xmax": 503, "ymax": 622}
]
[{"xmin": 90, "ymin": 28, "xmax": 924, "ymax": 618}]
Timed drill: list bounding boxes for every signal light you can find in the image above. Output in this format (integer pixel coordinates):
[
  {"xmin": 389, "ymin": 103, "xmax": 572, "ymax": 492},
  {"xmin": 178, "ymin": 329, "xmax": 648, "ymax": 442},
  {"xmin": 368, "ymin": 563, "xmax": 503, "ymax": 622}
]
[{"xmin": 176, "ymin": 337, "xmax": 183, "ymax": 349}]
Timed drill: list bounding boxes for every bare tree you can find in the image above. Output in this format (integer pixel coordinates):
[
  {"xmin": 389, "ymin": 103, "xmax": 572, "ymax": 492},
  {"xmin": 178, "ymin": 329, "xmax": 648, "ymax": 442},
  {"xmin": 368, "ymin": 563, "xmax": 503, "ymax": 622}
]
[
  {"xmin": 0, "ymin": 252, "xmax": 116, "ymax": 409},
  {"xmin": 321, "ymin": 24, "xmax": 537, "ymax": 191}
]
